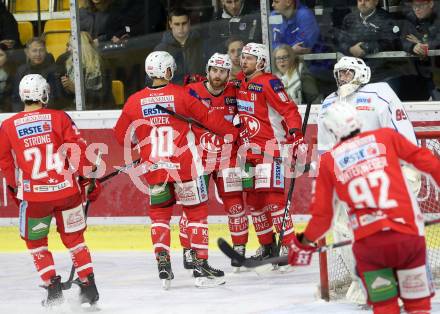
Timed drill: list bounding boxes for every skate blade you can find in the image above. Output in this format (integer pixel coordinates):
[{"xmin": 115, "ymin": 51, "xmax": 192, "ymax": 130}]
[
  {"xmin": 161, "ymin": 279, "xmax": 171, "ymax": 290},
  {"xmin": 253, "ymin": 263, "xmax": 276, "ymax": 275},
  {"xmin": 194, "ymin": 277, "xmax": 226, "ymax": 288}
]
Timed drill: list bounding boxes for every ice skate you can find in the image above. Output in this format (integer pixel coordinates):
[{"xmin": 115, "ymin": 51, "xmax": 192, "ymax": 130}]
[
  {"xmin": 277, "ymin": 245, "xmax": 292, "ymax": 273},
  {"xmin": 41, "ymin": 275, "xmax": 64, "ymax": 307},
  {"xmin": 157, "ymin": 251, "xmax": 174, "ymax": 290},
  {"xmin": 193, "ymin": 256, "xmax": 225, "ymax": 288},
  {"xmin": 231, "ymin": 244, "xmax": 246, "ymax": 273},
  {"xmin": 251, "ymin": 241, "xmax": 277, "ymax": 273},
  {"xmin": 73, "ymin": 273, "xmax": 99, "ymax": 309},
  {"xmin": 183, "ymin": 248, "xmax": 194, "ymax": 273}
]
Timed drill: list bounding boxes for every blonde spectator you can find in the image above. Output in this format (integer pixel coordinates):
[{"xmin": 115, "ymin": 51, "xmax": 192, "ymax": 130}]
[
  {"xmin": 226, "ymin": 37, "xmax": 244, "ymax": 80},
  {"xmin": 57, "ymin": 31, "xmax": 113, "ymax": 109},
  {"xmin": 273, "ymin": 44, "xmax": 321, "ymax": 105}
]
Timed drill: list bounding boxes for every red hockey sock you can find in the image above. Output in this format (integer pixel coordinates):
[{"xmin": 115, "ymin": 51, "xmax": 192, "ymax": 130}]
[
  {"xmin": 60, "ymin": 231, "xmax": 93, "ymax": 280},
  {"xmin": 372, "ymin": 299, "xmax": 400, "ymax": 314},
  {"xmin": 223, "ymin": 194, "xmax": 248, "ymax": 245},
  {"xmin": 150, "ymin": 206, "xmax": 172, "ymax": 257},
  {"xmin": 265, "ymin": 193, "xmax": 295, "ymax": 245},
  {"xmin": 26, "ymin": 238, "xmax": 56, "ymax": 283},
  {"xmin": 179, "ymin": 213, "xmax": 190, "ymax": 249},
  {"xmin": 247, "ymin": 192, "xmax": 274, "ymax": 245},
  {"xmin": 403, "ymin": 297, "xmax": 431, "ymax": 314},
  {"xmin": 185, "ymin": 204, "xmax": 209, "ymax": 259}
]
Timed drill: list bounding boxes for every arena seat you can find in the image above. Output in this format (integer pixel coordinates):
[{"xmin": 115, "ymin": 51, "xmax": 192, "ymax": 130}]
[
  {"xmin": 14, "ymin": 0, "xmax": 49, "ymax": 12},
  {"xmin": 18, "ymin": 21, "xmax": 34, "ymax": 46},
  {"xmin": 112, "ymin": 80, "xmax": 125, "ymax": 106}
]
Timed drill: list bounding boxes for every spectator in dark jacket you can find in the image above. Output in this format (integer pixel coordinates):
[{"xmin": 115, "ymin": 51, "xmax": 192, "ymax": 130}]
[
  {"xmin": 12, "ymin": 38, "xmax": 62, "ymax": 112},
  {"xmin": 336, "ymin": 0, "xmax": 411, "ymax": 83},
  {"xmin": 154, "ymin": 7, "xmax": 206, "ymax": 85},
  {"xmin": 0, "ymin": 2, "xmax": 20, "ymax": 49},
  {"xmin": 79, "ymin": 0, "xmax": 114, "ymax": 45},
  {"xmin": 208, "ymin": 0, "xmax": 261, "ymax": 54},
  {"xmin": 400, "ymin": 0, "xmax": 440, "ymax": 100},
  {"xmin": 0, "ymin": 44, "xmax": 14, "ymax": 112}
]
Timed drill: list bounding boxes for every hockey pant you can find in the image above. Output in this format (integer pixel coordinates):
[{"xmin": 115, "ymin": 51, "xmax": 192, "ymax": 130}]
[
  {"xmin": 20, "ymin": 193, "xmax": 93, "ymax": 284},
  {"xmin": 353, "ymin": 230, "xmax": 433, "ymax": 314},
  {"xmin": 247, "ymin": 191, "xmax": 294, "ymax": 245}
]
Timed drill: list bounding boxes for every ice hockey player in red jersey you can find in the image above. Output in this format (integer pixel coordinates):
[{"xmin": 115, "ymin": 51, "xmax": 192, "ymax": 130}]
[
  {"xmin": 0, "ymin": 74, "xmax": 101, "ymax": 307},
  {"xmin": 289, "ymin": 103, "xmax": 440, "ymax": 314},
  {"xmin": 236, "ymin": 42, "xmax": 304, "ymax": 266},
  {"xmin": 113, "ymin": 51, "xmax": 238, "ymax": 289},
  {"xmin": 179, "ymin": 53, "xmax": 248, "ymax": 272}
]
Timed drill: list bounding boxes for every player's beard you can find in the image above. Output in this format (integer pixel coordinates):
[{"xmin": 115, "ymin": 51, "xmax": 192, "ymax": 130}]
[{"xmin": 208, "ymin": 77, "xmax": 227, "ymax": 90}]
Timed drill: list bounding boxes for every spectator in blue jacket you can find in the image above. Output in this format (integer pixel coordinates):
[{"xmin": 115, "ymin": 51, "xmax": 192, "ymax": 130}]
[{"xmin": 270, "ymin": 0, "xmax": 321, "ymax": 54}]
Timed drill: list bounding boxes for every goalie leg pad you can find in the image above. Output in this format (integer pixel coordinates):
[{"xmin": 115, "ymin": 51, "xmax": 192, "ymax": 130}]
[
  {"xmin": 184, "ymin": 203, "xmax": 209, "ymax": 259},
  {"xmin": 150, "ymin": 206, "xmax": 173, "ymax": 255},
  {"xmin": 26, "ymin": 238, "xmax": 56, "ymax": 283},
  {"xmin": 174, "ymin": 176, "xmax": 209, "ymax": 206},
  {"xmin": 149, "ymin": 183, "xmax": 176, "ymax": 208},
  {"xmin": 223, "ymin": 194, "xmax": 248, "ymax": 245}
]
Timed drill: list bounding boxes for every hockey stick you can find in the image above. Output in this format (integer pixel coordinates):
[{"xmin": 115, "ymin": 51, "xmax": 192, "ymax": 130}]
[
  {"xmin": 62, "ymin": 151, "xmax": 102, "ymax": 290},
  {"xmin": 276, "ymin": 102, "xmax": 313, "ymax": 253},
  {"xmin": 219, "ymin": 217, "xmax": 440, "ymax": 268},
  {"xmin": 99, "ymin": 158, "xmax": 141, "ymax": 184}
]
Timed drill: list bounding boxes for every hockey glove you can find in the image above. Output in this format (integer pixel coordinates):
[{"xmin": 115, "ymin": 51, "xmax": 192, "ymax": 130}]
[
  {"xmin": 7, "ymin": 185, "xmax": 20, "ymax": 207},
  {"xmin": 288, "ymin": 233, "xmax": 317, "ymax": 266},
  {"xmin": 232, "ymin": 115, "xmax": 251, "ymax": 146},
  {"xmin": 79, "ymin": 178, "xmax": 102, "ymax": 202},
  {"xmin": 286, "ymin": 128, "xmax": 307, "ymax": 158}
]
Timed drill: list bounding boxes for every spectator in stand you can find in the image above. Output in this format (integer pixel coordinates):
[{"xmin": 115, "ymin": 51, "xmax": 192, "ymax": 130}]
[
  {"xmin": 336, "ymin": 0, "xmax": 409, "ymax": 84},
  {"xmin": 273, "ymin": 44, "xmax": 321, "ymax": 105},
  {"xmin": 0, "ymin": 2, "xmax": 20, "ymax": 49},
  {"xmin": 79, "ymin": 0, "xmax": 115, "ymax": 45},
  {"xmin": 0, "ymin": 44, "xmax": 14, "ymax": 112},
  {"xmin": 226, "ymin": 37, "xmax": 244, "ymax": 80},
  {"xmin": 56, "ymin": 32, "xmax": 114, "ymax": 110},
  {"xmin": 400, "ymin": 0, "xmax": 440, "ymax": 100},
  {"xmin": 209, "ymin": 0, "xmax": 261, "ymax": 55},
  {"xmin": 12, "ymin": 38, "xmax": 61, "ymax": 112},
  {"xmin": 270, "ymin": 0, "xmax": 321, "ymax": 54},
  {"xmin": 154, "ymin": 7, "xmax": 206, "ymax": 85}
]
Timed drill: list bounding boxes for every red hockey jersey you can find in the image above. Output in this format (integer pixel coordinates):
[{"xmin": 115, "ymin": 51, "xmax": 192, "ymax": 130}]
[
  {"xmin": 113, "ymin": 83, "xmax": 238, "ymax": 185},
  {"xmin": 185, "ymin": 81, "xmax": 239, "ymax": 170},
  {"xmin": 0, "ymin": 108, "xmax": 91, "ymax": 202},
  {"xmin": 235, "ymin": 72, "xmax": 302, "ymax": 159},
  {"xmin": 304, "ymin": 128, "xmax": 440, "ymax": 242}
]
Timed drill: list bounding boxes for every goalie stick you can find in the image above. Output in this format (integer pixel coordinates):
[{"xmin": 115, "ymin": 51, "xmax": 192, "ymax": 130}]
[{"xmin": 219, "ymin": 217, "xmax": 440, "ymax": 268}]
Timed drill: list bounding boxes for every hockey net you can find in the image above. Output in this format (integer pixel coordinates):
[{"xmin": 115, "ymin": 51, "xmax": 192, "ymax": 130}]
[{"xmin": 319, "ymin": 127, "xmax": 440, "ymax": 301}]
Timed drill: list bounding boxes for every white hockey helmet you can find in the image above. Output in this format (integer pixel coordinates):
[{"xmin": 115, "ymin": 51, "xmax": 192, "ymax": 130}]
[
  {"xmin": 145, "ymin": 51, "xmax": 176, "ymax": 80},
  {"xmin": 19, "ymin": 74, "xmax": 50, "ymax": 104},
  {"xmin": 333, "ymin": 57, "xmax": 371, "ymax": 97},
  {"xmin": 322, "ymin": 102, "xmax": 362, "ymax": 143},
  {"xmin": 241, "ymin": 42, "xmax": 269, "ymax": 67},
  {"xmin": 206, "ymin": 53, "xmax": 232, "ymax": 74}
]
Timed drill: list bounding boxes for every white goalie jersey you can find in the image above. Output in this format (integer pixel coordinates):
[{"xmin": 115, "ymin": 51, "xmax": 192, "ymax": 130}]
[{"xmin": 317, "ymin": 82, "xmax": 417, "ymax": 153}]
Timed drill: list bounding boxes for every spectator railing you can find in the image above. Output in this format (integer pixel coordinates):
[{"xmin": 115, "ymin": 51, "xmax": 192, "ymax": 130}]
[{"xmin": 302, "ymin": 50, "xmax": 440, "ymax": 61}]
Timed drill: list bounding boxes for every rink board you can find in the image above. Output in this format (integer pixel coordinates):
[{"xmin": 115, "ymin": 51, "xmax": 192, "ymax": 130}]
[{"xmin": 0, "ymin": 104, "xmax": 439, "ymax": 225}]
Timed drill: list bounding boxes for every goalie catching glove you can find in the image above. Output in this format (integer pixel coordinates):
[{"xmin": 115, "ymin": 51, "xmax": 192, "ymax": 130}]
[{"xmin": 288, "ymin": 233, "xmax": 317, "ymax": 266}]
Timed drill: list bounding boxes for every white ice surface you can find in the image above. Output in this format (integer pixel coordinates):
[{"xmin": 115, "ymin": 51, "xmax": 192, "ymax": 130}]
[{"xmin": 1, "ymin": 251, "xmax": 440, "ymax": 314}]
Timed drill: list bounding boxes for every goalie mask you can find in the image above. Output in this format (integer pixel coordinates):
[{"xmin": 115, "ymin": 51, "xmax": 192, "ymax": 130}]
[
  {"xmin": 145, "ymin": 51, "xmax": 176, "ymax": 80},
  {"xmin": 333, "ymin": 57, "xmax": 371, "ymax": 98},
  {"xmin": 19, "ymin": 74, "xmax": 50, "ymax": 105},
  {"xmin": 322, "ymin": 102, "xmax": 362, "ymax": 143}
]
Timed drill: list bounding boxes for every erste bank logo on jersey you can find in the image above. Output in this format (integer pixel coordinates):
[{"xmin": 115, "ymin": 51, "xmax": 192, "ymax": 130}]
[
  {"xmin": 141, "ymin": 95, "xmax": 175, "ymax": 117},
  {"xmin": 16, "ymin": 120, "xmax": 52, "ymax": 139},
  {"xmin": 237, "ymin": 100, "xmax": 255, "ymax": 114},
  {"xmin": 335, "ymin": 142, "xmax": 380, "ymax": 170}
]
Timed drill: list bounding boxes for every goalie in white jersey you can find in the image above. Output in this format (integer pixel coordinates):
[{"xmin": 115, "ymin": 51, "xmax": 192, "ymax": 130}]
[{"xmin": 317, "ymin": 56, "xmax": 420, "ymax": 306}]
